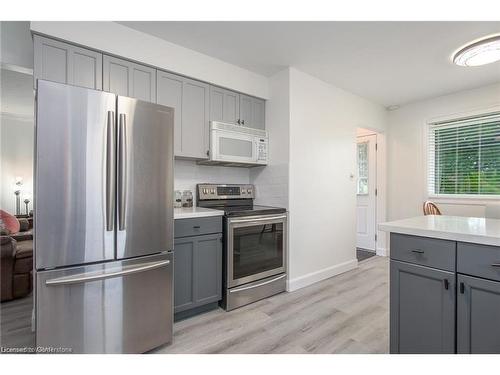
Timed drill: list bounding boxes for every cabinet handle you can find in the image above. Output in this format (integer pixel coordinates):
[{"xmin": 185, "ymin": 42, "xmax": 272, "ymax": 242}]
[
  {"xmin": 491, "ymin": 263, "xmax": 500, "ymax": 267},
  {"xmin": 241, "ymin": 120, "xmax": 245, "ymax": 125},
  {"xmin": 459, "ymin": 282, "xmax": 465, "ymax": 294},
  {"xmin": 444, "ymin": 279, "xmax": 449, "ymax": 290},
  {"xmin": 206, "ymin": 150, "xmax": 210, "ymax": 157},
  {"xmin": 237, "ymin": 119, "xmax": 241, "ymax": 125},
  {"xmin": 411, "ymin": 249, "xmax": 425, "ymax": 254},
  {"xmin": 193, "ymin": 225, "xmax": 201, "ymax": 229}
]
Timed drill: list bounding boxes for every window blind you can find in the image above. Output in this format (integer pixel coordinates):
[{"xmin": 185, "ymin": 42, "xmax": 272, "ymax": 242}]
[{"xmin": 428, "ymin": 112, "xmax": 500, "ymax": 196}]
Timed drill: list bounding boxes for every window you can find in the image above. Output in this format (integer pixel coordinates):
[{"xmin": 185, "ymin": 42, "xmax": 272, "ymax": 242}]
[
  {"xmin": 357, "ymin": 142, "xmax": 369, "ymax": 195},
  {"xmin": 428, "ymin": 112, "xmax": 500, "ymax": 197}
]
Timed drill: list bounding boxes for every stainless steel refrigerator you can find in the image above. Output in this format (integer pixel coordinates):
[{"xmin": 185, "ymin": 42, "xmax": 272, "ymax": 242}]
[{"xmin": 34, "ymin": 80, "xmax": 174, "ymax": 353}]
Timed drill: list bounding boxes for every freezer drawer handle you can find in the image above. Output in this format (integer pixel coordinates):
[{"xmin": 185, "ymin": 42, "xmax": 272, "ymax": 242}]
[
  {"xmin": 118, "ymin": 113, "xmax": 127, "ymax": 231},
  {"xmin": 229, "ymin": 274, "xmax": 286, "ymax": 293},
  {"xmin": 45, "ymin": 260, "xmax": 170, "ymax": 286},
  {"xmin": 106, "ymin": 110, "xmax": 116, "ymax": 231}
]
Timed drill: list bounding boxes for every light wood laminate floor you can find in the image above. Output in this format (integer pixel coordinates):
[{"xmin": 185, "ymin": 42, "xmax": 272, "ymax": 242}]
[
  {"xmin": 154, "ymin": 255, "xmax": 389, "ymax": 354},
  {"xmin": 0, "ymin": 294, "xmax": 35, "ymax": 349}
]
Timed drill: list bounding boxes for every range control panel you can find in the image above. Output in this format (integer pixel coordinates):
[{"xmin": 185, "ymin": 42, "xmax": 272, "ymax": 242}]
[{"xmin": 197, "ymin": 184, "xmax": 255, "ymax": 200}]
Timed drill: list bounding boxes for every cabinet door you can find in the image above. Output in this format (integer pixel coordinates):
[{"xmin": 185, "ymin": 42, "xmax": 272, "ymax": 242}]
[
  {"xmin": 239, "ymin": 94, "xmax": 253, "ymax": 127},
  {"xmin": 34, "ymin": 35, "xmax": 102, "ymax": 90},
  {"xmin": 390, "ymin": 260, "xmax": 455, "ymax": 353},
  {"xmin": 194, "ymin": 234, "xmax": 222, "ymax": 305},
  {"xmin": 251, "ymin": 97, "xmax": 265, "ymax": 129},
  {"xmin": 181, "ymin": 78, "xmax": 210, "ymax": 159},
  {"xmin": 239, "ymin": 94, "xmax": 266, "ymax": 129},
  {"xmin": 458, "ymin": 274, "xmax": 500, "ymax": 353},
  {"xmin": 173, "ymin": 233, "xmax": 222, "ymax": 313},
  {"xmin": 157, "ymin": 71, "xmax": 209, "ymax": 159},
  {"xmin": 157, "ymin": 71, "xmax": 183, "ymax": 156},
  {"xmin": 103, "ymin": 55, "xmax": 156, "ymax": 102},
  {"xmin": 173, "ymin": 238, "xmax": 195, "ymax": 313},
  {"xmin": 210, "ymin": 86, "xmax": 240, "ymax": 124}
]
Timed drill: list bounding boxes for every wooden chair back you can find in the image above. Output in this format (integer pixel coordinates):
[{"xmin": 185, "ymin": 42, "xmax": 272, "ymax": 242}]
[{"xmin": 423, "ymin": 201, "xmax": 441, "ymax": 216}]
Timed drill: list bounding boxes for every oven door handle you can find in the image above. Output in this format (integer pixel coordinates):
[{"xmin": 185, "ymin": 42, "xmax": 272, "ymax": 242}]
[
  {"xmin": 229, "ymin": 274, "xmax": 286, "ymax": 293},
  {"xmin": 229, "ymin": 214, "xmax": 287, "ymax": 225}
]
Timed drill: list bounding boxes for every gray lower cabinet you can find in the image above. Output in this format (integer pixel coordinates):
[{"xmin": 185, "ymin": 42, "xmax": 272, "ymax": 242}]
[
  {"xmin": 34, "ymin": 35, "xmax": 102, "ymax": 90},
  {"xmin": 174, "ymin": 232, "xmax": 222, "ymax": 315},
  {"xmin": 390, "ymin": 260, "xmax": 455, "ymax": 353},
  {"xmin": 457, "ymin": 274, "xmax": 500, "ymax": 353},
  {"xmin": 103, "ymin": 55, "xmax": 156, "ymax": 102},
  {"xmin": 157, "ymin": 70, "xmax": 210, "ymax": 159}
]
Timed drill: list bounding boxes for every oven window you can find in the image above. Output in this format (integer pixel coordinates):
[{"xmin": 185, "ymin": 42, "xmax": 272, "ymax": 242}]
[
  {"xmin": 233, "ymin": 222, "xmax": 284, "ymax": 280},
  {"xmin": 220, "ymin": 137, "xmax": 253, "ymax": 158}
]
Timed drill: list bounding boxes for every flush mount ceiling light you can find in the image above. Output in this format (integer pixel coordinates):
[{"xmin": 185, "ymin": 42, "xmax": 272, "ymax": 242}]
[{"xmin": 453, "ymin": 34, "xmax": 500, "ymax": 67}]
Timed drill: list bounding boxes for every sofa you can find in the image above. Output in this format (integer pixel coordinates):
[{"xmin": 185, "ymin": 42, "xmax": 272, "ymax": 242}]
[{"xmin": 1, "ymin": 217, "xmax": 33, "ymax": 302}]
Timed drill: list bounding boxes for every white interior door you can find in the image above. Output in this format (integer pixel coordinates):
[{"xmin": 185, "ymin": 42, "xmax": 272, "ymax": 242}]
[{"xmin": 356, "ymin": 134, "xmax": 377, "ymax": 251}]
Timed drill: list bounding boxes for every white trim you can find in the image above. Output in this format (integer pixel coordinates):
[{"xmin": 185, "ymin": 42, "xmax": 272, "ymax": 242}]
[
  {"xmin": 0, "ymin": 112, "xmax": 33, "ymax": 122},
  {"xmin": 376, "ymin": 246, "xmax": 387, "ymax": 257},
  {"xmin": 424, "ymin": 105, "xmax": 500, "ymax": 200},
  {"xmin": 286, "ymin": 259, "xmax": 358, "ymax": 292},
  {"xmin": 1, "ymin": 62, "xmax": 33, "ymax": 76}
]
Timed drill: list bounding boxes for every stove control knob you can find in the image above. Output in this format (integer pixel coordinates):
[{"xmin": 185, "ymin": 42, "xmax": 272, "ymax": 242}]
[
  {"xmin": 211, "ymin": 189, "xmax": 215, "ymax": 194},
  {"xmin": 247, "ymin": 189, "xmax": 252, "ymax": 194}
]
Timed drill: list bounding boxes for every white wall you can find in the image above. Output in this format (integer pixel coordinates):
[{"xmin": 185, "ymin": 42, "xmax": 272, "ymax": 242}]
[
  {"xmin": 1, "ymin": 21, "xmax": 33, "ymax": 69},
  {"xmin": 250, "ymin": 68, "xmax": 290, "ymax": 209},
  {"xmin": 174, "ymin": 160, "xmax": 249, "ymax": 205},
  {"xmin": 287, "ymin": 68, "xmax": 387, "ymax": 291},
  {"xmin": 387, "ymin": 82, "xmax": 500, "ymax": 221},
  {"xmin": 0, "ymin": 114, "xmax": 34, "ymax": 214},
  {"xmin": 29, "ymin": 21, "xmax": 269, "ymax": 99}
]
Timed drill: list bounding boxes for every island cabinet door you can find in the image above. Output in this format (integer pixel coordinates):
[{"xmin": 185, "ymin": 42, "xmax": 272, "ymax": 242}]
[
  {"xmin": 457, "ymin": 274, "xmax": 500, "ymax": 354},
  {"xmin": 390, "ymin": 260, "xmax": 455, "ymax": 354}
]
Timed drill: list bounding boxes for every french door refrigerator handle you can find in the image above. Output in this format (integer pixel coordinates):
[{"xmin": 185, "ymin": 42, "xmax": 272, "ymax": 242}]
[
  {"xmin": 45, "ymin": 259, "xmax": 170, "ymax": 286},
  {"xmin": 118, "ymin": 113, "xmax": 127, "ymax": 231},
  {"xmin": 105, "ymin": 110, "xmax": 116, "ymax": 231}
]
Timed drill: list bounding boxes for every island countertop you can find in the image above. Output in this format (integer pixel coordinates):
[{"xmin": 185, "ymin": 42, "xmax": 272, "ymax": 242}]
[
  {"xmin": 174, "ymin": 206, "xmax": 225, "ymax": 220},
  {"xmin": 379, "ymin": 215, "xmax": 500, "ymax": 247}
]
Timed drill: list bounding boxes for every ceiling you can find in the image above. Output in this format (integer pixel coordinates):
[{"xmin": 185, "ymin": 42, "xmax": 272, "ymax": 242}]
[{"xmin": 119, "ymin": 21, "xmax": 500, "ymax": 107}]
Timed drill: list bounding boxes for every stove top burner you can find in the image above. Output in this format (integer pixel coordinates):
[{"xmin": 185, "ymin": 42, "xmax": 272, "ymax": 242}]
[{"xmin": 196, "ymin": 183, "xmax": 286, "ymax": 217}]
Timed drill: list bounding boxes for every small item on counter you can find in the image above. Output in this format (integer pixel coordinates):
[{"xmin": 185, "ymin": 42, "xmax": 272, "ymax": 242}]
[
  {"xmin": 182, "ymin": 190, "xmax": 193, "ymax": 208},
  {"xmin": 174, "ymin": 190, "xmax": 182, "ymax": 208}
]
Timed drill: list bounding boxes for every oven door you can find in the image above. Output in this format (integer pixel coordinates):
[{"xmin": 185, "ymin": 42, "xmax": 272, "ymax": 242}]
[
  {"xmin": 212, "ymin": 130, "xmax": 257, "ymax": 164},
  {"xmin": 227, "ymin": 214, "xmax": 287, "ymax": 288}
]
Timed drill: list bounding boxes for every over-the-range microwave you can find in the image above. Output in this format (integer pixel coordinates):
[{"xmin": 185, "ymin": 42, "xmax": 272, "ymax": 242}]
[{"xmin": 198, "ymin": 121, "xmax": 268, "ymax": 167}]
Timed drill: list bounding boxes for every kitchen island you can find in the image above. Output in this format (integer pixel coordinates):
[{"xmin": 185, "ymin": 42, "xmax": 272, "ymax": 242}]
[{"xmin": 379, "ymin": 215, "xmax": 500, "ymax": 354}]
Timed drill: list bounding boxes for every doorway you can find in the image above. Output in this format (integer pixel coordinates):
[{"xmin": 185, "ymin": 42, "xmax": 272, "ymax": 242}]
[{"xmin": 356, "ymin": 129, "xmax": 378, "ymax": 261}]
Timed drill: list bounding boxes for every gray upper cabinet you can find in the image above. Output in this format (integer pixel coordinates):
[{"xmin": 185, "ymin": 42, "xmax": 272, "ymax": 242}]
[
  {"xmin": 390, "ymin": 260, "xmax": 455, "ymax": 354},
  {"xmin": 157, "ymin": 70, "xmax": 209, "ymax": 159},
  {"xmin": 239, "ymin": 94, "xmax": 265, "ymax": 129},
  {"xmin": 34, "ymin": 35, "xmax": 102, "ymax": 90},
  {"xmin": 210, "ymin": 86, "xmax": 265, "ymax": 129},
  {"xmin": 210, "ymin": 86, "xmax": 240, "ymax": 124},
  {"xmin": 103, "ymin": 55, "xmax": 156, "ymax": 102},
  {"xmin": 457, "ymin": 274, "xmax": 500, "ymax": 354}
]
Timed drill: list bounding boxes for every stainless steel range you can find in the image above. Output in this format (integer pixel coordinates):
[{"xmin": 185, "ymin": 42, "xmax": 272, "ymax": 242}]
[{"xmin": 197, "ymin": 184, "xmax": 287, "ymax": 311}]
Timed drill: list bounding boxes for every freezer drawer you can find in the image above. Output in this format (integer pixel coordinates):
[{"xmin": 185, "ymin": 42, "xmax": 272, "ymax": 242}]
[{"xmin": 36, "ymin": 253, "xmax": 173, "ymax": 353}]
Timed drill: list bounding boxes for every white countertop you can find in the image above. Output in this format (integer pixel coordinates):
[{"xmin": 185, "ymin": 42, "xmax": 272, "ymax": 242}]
[
  {"xmin": 379, "ymin": 215, "xmax": 500, "ymax": 247},
  {"xmin": 174, "ymin": 206, "xmax": 225, "ymax": 220}
]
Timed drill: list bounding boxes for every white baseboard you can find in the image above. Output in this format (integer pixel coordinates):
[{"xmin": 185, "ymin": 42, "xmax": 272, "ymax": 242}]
[
  {"xmin": 376, "ymin": 247, "xmax": 387, "ymax": 257},
  {"xmin": 286, "ymin": 259, "xmax": 358, "ymax": 292}
]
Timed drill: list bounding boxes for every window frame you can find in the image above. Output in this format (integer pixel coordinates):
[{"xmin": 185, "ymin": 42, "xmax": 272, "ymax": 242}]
[{"xmin": 425, "ymin": 106, "xmax": 500, "ymax": 202}]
